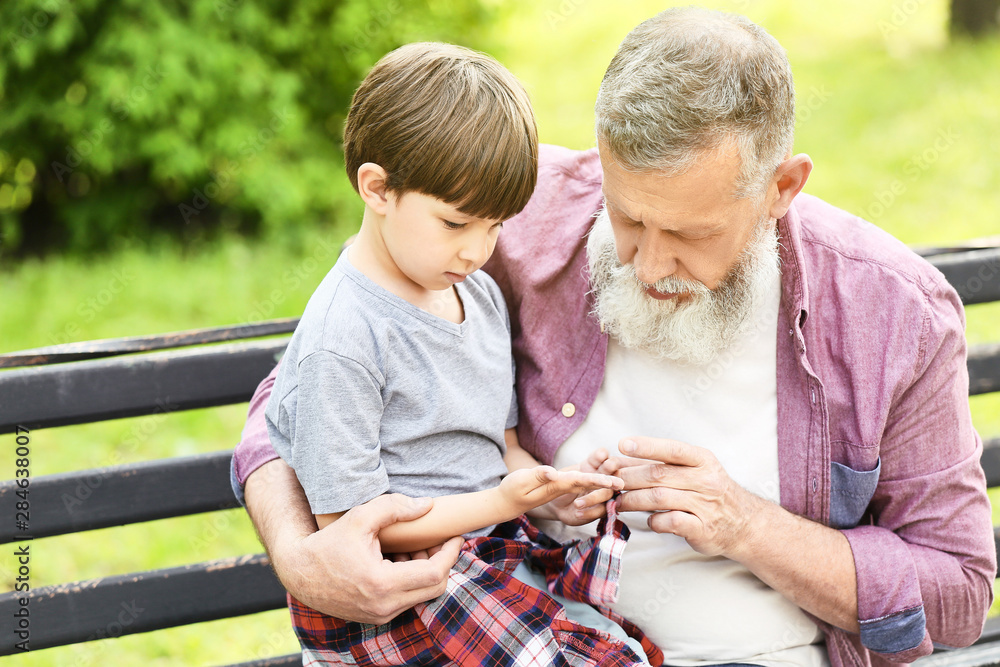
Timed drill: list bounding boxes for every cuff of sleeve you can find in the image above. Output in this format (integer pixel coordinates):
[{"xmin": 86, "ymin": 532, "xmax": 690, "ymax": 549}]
[
  {"xmin": 843, "ymin": 524, "xmax": 932, "ymax": 659},
  {"xmin": 230, "ymin": 454, "xmax": 246, "ymax": 507}
]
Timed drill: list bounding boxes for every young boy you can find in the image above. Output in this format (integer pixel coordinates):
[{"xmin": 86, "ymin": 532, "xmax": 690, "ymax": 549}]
[{"xmin": 265, "ymin": 42, "xmax": 661, "ymax": 666}]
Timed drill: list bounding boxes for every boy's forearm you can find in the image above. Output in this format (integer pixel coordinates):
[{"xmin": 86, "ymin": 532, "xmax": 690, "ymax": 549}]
[
  {"xmin": 502, "ymin": 427, "xmax": 540, "ymax": 471},
  {"xmin": 378, "ymin": 487, "xmax": 517, "ymax": 553}
]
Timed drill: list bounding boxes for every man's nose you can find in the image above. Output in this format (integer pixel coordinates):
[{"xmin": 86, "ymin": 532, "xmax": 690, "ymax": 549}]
[{"xmin": 633, "ymin": 232, "xmax": 677, "ymax": 285}]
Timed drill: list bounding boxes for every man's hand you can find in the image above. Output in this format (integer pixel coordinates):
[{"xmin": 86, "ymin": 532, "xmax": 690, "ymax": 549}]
[
  {"xmin": 264, "ymin": 486, "xmax": 462, "ymax": 624},
  {"xmin": 534, "ymin": 448, "xmax": 621, "ymax": 525},
  {"xmin": 610, "ymin": 436, "xmax": 764, "ymax": 558},
  {"xmin": 499, "ymin": 464, "xmax": 624, "ymax": 518}
]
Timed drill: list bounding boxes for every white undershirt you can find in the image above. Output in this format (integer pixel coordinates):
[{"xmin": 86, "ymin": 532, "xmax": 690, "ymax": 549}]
[{"xmin": 536, "ymin": 273, "xmax": 828, "ymax": 667}]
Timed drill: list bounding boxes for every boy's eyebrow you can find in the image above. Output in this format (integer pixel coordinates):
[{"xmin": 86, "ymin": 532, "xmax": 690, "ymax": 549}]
[{"xmin": 445, "ymin": 208, "xmax": 495, "ymax": 223}]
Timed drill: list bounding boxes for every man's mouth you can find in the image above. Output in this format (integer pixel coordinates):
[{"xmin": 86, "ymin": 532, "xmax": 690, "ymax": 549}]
[{"xmin": 645, "ymin": 286, "xmax": 680, "ymax": 300}]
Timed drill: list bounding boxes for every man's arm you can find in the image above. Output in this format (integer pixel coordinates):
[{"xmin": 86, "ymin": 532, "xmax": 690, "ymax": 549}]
[
  {"xmin": 244, "ymin": 457, "xmax": 463, "ymax": 624},
  {"xmin": 611, "ymin": 437, "xmax": 860, "ymax": 632},
  {"xmin": 234, "ymin": 365, "xmax": 463, "ymax": 624}
]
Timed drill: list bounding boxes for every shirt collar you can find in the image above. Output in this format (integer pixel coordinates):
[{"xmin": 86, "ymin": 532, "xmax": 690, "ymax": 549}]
[{"xmin": 777, "ymin": 197, "xmax": 810, "ymax": 336}]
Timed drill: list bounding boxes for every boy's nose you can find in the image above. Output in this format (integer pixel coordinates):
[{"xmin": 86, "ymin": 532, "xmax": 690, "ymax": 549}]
[{"xmin": 459, "ymin": 237, "xmax": 490, "ymax": 267}]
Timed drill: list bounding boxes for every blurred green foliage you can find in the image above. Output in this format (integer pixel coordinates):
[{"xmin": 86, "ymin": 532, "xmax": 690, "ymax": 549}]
[{"xmin": 0, "ymin": 0, "xmax": 498, "ymax": 257}]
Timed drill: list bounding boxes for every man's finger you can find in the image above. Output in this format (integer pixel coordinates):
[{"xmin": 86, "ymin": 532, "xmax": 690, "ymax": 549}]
[
  {"xmin": 614, "ymin": 462, "xmax": 700, "ymax": 492},
  {"xmin": 382, "ymin": 535, "xmax": 461, "ymax": 592},
  {"xmin": 619, "ymin": 436, "xmax": 705, "ymax": 467},
  {"xmin": 345, "ymin": 493, "xmax": 434, "ymax": 534},
  {"xmin": 616, "ymin": 486, "xmax": 697, "ymax": 514},
  {"xmin": 647, "ymin": 508, "xmax": 699, "ymax": 537}
]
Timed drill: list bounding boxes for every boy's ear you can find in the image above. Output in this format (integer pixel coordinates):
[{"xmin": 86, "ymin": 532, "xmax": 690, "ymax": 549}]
[{"xmin": 357, "ymin": 163, "xmax": 390, "ymax": 214}]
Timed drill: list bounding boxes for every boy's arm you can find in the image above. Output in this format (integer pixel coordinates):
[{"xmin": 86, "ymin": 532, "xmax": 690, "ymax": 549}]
[
  {"xmin": 319, "ymin": 463, "xmax": 623, "ymax": 553},
  {"xmin": 503, "ymin": 427, "xmax": 621, "ymax": 526},
  {"xmin": 237, "ymin": 363, "xmax": 463, "ymax": 624}
]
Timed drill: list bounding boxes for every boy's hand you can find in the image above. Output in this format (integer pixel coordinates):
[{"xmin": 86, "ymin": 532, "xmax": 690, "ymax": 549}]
[
  {"xmin": 534, "ymin": 448, "xmax": 621, "ymax": 525},
  {"xmin": 498, "ymin": 463, "xmax": 623, "ymax": 517}
]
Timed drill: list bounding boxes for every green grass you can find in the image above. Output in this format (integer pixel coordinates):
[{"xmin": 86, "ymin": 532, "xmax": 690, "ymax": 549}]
[{"xmin": 3, "ymin": 1, "xmax": 1000, "ymax": 663}]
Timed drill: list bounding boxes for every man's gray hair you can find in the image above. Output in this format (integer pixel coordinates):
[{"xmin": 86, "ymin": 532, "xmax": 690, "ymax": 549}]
[{"xmin": 595, "ymin": 7, "xmax": 795, "ymax": 198}]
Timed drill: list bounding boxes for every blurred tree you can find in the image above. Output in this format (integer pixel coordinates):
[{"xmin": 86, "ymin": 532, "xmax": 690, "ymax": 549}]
[
  {"xmin": 0, "ymin": 0, "xmax": 499, "ymax": 257},
  {"xmin": 950, "ymin": 0, "xmax": 1000, "ymax": 36}
]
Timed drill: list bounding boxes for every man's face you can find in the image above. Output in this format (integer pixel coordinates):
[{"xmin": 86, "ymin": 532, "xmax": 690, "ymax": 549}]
[
  {"xmin": 590, "ymin": 143, "xmax": 781, "ymax": 365},
  {"xmin": 598, "ymin": 142, "xmax": 763, "ymax": 295}
]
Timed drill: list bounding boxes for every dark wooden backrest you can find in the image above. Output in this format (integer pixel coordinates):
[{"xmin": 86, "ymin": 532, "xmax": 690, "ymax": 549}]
[
  {"xmin": 0, "ymin": 248, "xmax": 998, "ymax": 660},
  {"xmin": 0, "ymin": 322, "xmax": 299, "ymax": 664}
]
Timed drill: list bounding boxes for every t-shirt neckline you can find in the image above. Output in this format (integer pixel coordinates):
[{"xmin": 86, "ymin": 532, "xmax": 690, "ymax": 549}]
[{"xmin": 338, "ymin": 251, "xmax": 468, "ymax": 336}]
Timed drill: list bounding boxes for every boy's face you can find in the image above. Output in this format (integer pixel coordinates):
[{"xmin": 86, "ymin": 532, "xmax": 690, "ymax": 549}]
[{"xmin": 379, "ymin": 190, "xmax": 505, "ymax": 292}]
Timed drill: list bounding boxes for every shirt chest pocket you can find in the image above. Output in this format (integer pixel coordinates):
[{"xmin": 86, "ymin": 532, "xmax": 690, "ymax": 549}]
[{"xmin": 829, "ymin": 457, "xmax": 881, "ymax": 529}]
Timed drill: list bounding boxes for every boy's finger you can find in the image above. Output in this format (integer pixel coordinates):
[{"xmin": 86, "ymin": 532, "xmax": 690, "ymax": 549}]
[{"xmin": 574, "ymin": 487, "xmax": 614, "ymax": 508}]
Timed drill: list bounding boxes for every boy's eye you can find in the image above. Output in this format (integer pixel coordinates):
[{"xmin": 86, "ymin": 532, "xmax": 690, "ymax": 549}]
[{"xmin": 443, "ymin": 220, "xmax": 465, "ymax": 230}]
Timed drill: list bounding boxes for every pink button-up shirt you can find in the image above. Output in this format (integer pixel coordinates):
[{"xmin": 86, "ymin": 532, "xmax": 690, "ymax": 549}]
[{"xmin": 233, "ymin": 144, "xmax": 995, "ymax": 667}]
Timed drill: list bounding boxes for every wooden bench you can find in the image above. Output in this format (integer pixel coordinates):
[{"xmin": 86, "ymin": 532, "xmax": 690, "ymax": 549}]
[{"xmin": 0, "ymin": 245, "xmax": 998, "ymax": 665}]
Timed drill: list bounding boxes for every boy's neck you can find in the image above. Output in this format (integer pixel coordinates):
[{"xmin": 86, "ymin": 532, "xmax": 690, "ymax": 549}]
[{"xmin": 350, "ymin": 214, "xmax": 465, "ymax": 324}]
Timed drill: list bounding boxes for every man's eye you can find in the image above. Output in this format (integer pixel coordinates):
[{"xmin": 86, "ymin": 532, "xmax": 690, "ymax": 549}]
[{"xmin": 443, "ymin": 220, "xmax": 465, "ymax": 230}]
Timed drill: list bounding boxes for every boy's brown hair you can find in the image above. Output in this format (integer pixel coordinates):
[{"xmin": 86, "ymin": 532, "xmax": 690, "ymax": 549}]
[{"xmin": 344, "ymin": 42, "xmax": 538, "ymax": 222}]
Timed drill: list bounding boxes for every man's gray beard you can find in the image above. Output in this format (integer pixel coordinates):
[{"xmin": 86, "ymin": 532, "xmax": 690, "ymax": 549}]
[{"xmin": 586, "ymin": 208, "xmax": 781, "ymax": 366}]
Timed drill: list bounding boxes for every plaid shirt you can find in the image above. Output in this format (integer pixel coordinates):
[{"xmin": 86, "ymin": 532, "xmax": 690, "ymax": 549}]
[{"xmin": 290, "ymin": 505, "xmax": 664, "ymax": 666}]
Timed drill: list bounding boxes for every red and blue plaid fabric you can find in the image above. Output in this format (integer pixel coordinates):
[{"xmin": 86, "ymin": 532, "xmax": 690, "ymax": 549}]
[{"xmin": 289, "ymin": 505, "xmax": 663, "ymax": 666}]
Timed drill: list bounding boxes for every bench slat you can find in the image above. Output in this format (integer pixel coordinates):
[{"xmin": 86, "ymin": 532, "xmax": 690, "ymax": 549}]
[
  {"xmin": 978, "ymin": 615, "xmax": 1000, "ymax": 647},
  {"xmin": 0, "ymin": 340, "xmax": 286, "ymax": 434},
  {"xmin": 979, "ymin": 439, "xmax": 1000, "ymax": 488},
  {"xmin": 0, "ymin": 319, "xmax": 298, "ymax": 369},
  {"xmin": 970, "ymin": 344, "xmax": 1000, "ymax": 396},
  {"xmin": 927, "ymin": 248, "xmax": 1000, "ymax": 306},
  {"xmin": 0, "ymin": 451, "xmax": 237, "ymax": 544},
  {"xmin": 221, "ymin": 655, "xmax": 301, "ymax": 667},
  {"xmin": 915, "ymin": 639, "xmax": 1000, "ymax": 666},
  {"xmin": 0, "ymin": 337, "xmax": 994, "ymax": 436},
  {"xmin": 0, "ymin": 554, "xmax": 286, "ymax": 654}
]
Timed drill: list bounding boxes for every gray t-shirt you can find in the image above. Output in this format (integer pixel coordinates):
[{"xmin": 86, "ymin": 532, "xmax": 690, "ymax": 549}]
[{"xmin": 266, "ymin": 251, "xmax": 517, "ymax": 528}]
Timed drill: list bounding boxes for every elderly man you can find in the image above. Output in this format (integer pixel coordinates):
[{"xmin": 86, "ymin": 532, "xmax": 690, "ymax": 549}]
[{"xmin": 231, "ymin": 7, "xmax": 995, "ymax": 666}]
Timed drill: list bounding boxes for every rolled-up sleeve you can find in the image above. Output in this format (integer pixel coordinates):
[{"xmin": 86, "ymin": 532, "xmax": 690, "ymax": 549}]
[
  {"xmin": 230, "ymin": 362, "xmax": 282, "ymax": 505},
  {"xmin": 843, "ymin": 283, "xmax": 996, "ymax": 663}
]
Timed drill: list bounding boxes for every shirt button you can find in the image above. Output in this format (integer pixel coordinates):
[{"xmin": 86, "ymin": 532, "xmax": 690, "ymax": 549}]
[{"xmin": 561, "ymin": 402, "xmax": 576, "ymax": 418}]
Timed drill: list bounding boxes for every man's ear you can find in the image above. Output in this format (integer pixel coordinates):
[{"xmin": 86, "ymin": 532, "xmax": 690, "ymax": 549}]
[
  {"xmin": 357, "ymin": 163, "xmax": 390, "ymax": 215},
  {"xmin": 767, "ymin": 154, "xmax": 813, "ymax": 220}
]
